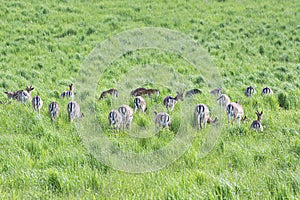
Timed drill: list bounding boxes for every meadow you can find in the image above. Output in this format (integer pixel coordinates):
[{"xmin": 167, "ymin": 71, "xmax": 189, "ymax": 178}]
[{"xmin": 0, "ymin": 0, "xmax": 299, "ymax": 199}]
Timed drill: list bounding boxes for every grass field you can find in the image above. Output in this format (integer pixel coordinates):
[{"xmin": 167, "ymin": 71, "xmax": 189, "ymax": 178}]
[{"xmin": 0, "ymin": 0, "xmax": 299, "ymax": 199}]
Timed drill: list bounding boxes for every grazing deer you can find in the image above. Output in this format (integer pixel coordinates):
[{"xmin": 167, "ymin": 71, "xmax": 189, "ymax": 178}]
[
  {"xmin": 194, "ymin": 104, "xmax": 217, "ymax": 129},
  {"xmin": 99, "ymin": 89, "xmax": 119, "ymax": 100},
  {"xmin": 118, "ymin": 105, "xmax": 133, "ymax": 131},
  {"xmin": 130, "ymin": 88, "xmax": 160, "ymax": 97},
  {"xmin": 163, "ymin": 92, "xmax": 184, "ymax": 112},
  {"xmin": 210, "ymin": 88, "xmax": 222, "ymax": 96},
  {"xmin": 67, "ymin": 101, "xmax": 83, "ymax": 122},
  {"xmin": 185, "ymin": 89, "xmax": 202, "ymax": 98},
  {"xmin": 154, "ymin": 111, "xmax": 170, "ymax": 133},
  {"xmin": 262, "ymin": 87, "xmax": 273, "ymax": 95},
  {"xmin": 250, "ymin": 110, "xmax": 263, "ymax": 131},
  {"xmin": 134, "ymin": 96, "xmax": 147, "ymax": 113},
  {"xmin": 244, "ymin": 86, "xmax": 256, "ymax": 97},
  {"xmin": 108, "ymin": 109, "xmax": 122, "ymax": 133},
  {"xmin": 32, "ymin": 96, "xmax": 43, "ymax": 113},
  {"xmin": 217, "ymin": 94, "xmax": 231, "ymax": 108},
  {"xmin": 49, "ymin": 102, "xmax": 60, "ymax": 121},
  {"xmin": 4, "ymin": 85, "xmax": 34, "ymax": 103},
  {"xmin": 61, "ymin": 84, "xmax": 74, "ymax": 98},
  {"xmin": 226, "ymin": 102, "xmax": 247, "ymax": 125}
]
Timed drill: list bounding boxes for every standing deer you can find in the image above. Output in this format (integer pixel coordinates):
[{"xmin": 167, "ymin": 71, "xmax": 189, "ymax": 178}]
[
  {"xmin": 163, "ymin": 92, "xmax": 184, "ymax": 112},
  {"xmin": 49, "ymin": 102, "xmax": 60, "ymax": 121},
  {"xmin": 154, "ymin": 111, "xmax": 170, "ymax": 133},
  {"xmin": 244, "ymin": 86, "xmax": 256, "ymax": 97},
  {"xmin": 134, "ymin": 96, "xmax": 147, "ymax": 113},
  {"xmin": 130, "ymin": 88, "xmax": 160, "ymax": 97},
  {"xmin": 67, "ymin": 101, "xmax": 83, "ymax": 122},
  {"xmin": 217, "ymin": 94, "xmax": 231, "ymax": 109},
  {"xmin": 61, "ymin": 84, "xmax": 74, "ymax": 98},
  {"xmin": 210, "ymin": 88, "xmax": 222, "ymax": 96},
  {"xmin": 4, "ymin": 85, "xmax": 34, "ymax": 103},
  {"xmin": 262, "ymin": 87, "xmax": 273, "ymax": 95},
  {"xmin": 32, "ymin": 96, "xmax": 43, "ymax": 113},
  {"xmin": 250, "ymin": 110, "xmax": 263, "ymax": 131},
  {"xmin": 108, "ymin": 109, "xmax": 122, "ymax": 133},
  {"xmin": 99, "ymin": 89, "xmax": 119, "ymax": 100},
  {"xmin": 118, "ymin": 105, "xmax": 133, "ymax": 131},
  {"xmin": 226, "ymin": 102, "xmax": 247, "ymax": 125},
  {"xmin": 194, "ymin": 104, "xmax": 217, "ymax": 129}
]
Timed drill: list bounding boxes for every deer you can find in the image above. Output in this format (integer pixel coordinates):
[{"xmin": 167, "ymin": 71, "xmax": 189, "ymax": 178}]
[
  {"xmin": 250, "ymin": 110, "xmax": 263, "ymax": 131},
  {"xmin": 130, "ymin": 88, "xmax": 160, "ymax": 97},
  {"xmin": 194, "ymin": 104, "xmax": 217, "ymax": 129},
  {"xmin": 185, "ymin": 89, "xmax": 202, "ymax": 98},
  {"xmin": 262, "ymin": 87, "xmax": 273, "ymax": 95},
  {"xmin": 244, "ymin": 86, "xmax": 256, "ymax": 97},
  {"xmin": 49, "ymin": 102, "xmax": 60, "ymax": 121},
  {"xmin": 154, "ymin": 111, "xmax": 170, "ymax": 133},
  {"xmin": 217, "ymin": 94, "xmax": 231, "ymax": 109},
  {"xmin": 67, "ymin": 101, "xmax": 83, "ymax": 122},
  {"xmin": 4, "ymin": 85, "xmax": 34, "ymax": 103},
  {"xmin": 61, "ymin": 84, "xmax": 74, "ymax": 98},
  {"xmin": 134, "ymin": 96, "xmax": 147, "ymax": 113},
  {"xmin": 163, "ymin": 92, "xmax": 184, "ymax": 112},
  {"xmin": 118, "ymin": 105, "xmax": 133, "ymax": 131},
  {"xmin": 98, "ymin": 89, "xmax": 119, "ymax": 100},
  {"xmin": 108, "ymin": 109, "xmax": 123, "ymax": 133},
  {"xmin": 210, "ymin": 88, "xmax": 222, "ymax": 96},
  {"xmin": 32, "ymin": 96, "xmax": 43, "ymax": 113},
  {"xmin": 226, "ymin": 102, "xmax": 247, "ymax": 125}
]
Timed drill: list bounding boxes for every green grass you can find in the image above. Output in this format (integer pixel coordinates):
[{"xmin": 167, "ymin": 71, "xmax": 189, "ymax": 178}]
[{"xmin": 0, "ymin": 0, "xmax": 299, "ymax": 199}]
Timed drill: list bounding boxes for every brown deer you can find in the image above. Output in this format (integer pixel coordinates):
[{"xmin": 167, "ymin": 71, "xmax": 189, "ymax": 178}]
[
  {"xmin": 244, "ymin": 86, "xmax": 256, "ymax": 97},
  {"xmin": 99, "ymin": 89, "xmax": 119, "ymax": 100},
  {"xmin": 217, "ymin": 94, "xmax": 231, "ymax": 109},
  {"xmin": 194, "ymin": 104, "xmax": 217, "ymax": 129},
  {"xmin": 130, "ymin": 88, "xmax": 160, "ymax": 97},
  {"xmin": 61, "ymin": 84, "xmax": 74, "ymax": 98},
  {"xmin": 134, "ymin": 96, "xmax": 147, "ymax": 113},
  {"xmin": 262, "ymin": 87, "xmax": 273, "ymax": 95},
  {"xmin": 67, "ymin": 101, "xmax": 83, "ymax": 122},
  {"xmin": 250, "ymin": 110, "xmax": 263, "ymax": 131},
  {"xmin": 163, "ymin": 92, "xmax": 184, "ymax": 112},
  {"xmin": 108, "ymin": 109, "xmax": 123, "ymax": 133},
  {"xmin": 32, "ymin": 96, "xmax": 43, "ymax": 113},
  {"xmin": 154, "ymin": 111, "xmax": 170, "ymax": 133},
  {"xmin": 4, "ymin": 85, "xmax": 34, "ymax": 103},
  {"xmin": 185, "ymin": 89, "xmax": 202, "ymax": 98},
  {"xmin": 49, "ymin": 102, "xmax": 60, "ymax": 121},
  {"xmin": 118, "ymin": 105, "xmax": 133, "ymax": 131},
  {"xmin": 226, "ymin": 102, "xmax": 247, "ymax": 125}
]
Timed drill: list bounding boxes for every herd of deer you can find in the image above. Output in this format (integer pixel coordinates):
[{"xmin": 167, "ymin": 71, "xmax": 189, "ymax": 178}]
[
  {"xmin": 3, "ymin": 84, "xmax": 83, "ymax": 122},
  {"xmin": 3, "ymin": 84, "xmax": 272, "ymax": 133}
]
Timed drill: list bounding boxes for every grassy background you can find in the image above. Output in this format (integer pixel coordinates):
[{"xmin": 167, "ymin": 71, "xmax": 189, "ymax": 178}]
[{"xmin": 0, "ymin": 0, "xmax": 299, "ymax": 199}]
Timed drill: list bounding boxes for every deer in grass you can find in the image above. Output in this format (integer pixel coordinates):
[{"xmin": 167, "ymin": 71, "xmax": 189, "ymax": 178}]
[
  {"xmin": 217, "ymin": 94, "xmax": 231, "ymax": 109},
  {"xmin": 61, "ymin": 83, "xmax": 74, "ymax": 98},
  {"xmin": 226, "ymin": 102, "xmax": 247, "ymax": 125},
  {"xmin": 118, "ymin": 105, "xmax": 133, "ymax": 131},
  {"xmin": 98, "ymin": 89, "xmax": 119, "ymax": 100},
  {"xmin": 244, "ymin": 86, "xmax": 256, "ymax": 97},
  {"xmin": 4, "ymin": 85, "xmax": 34, "ymax": 103},
  {"xmin": 185, "ymin": 89, "xmax": 202, "ymax": 98},
  {"xmin": 67, "ymin": 101, "xmax": 83, "ymax": 122},
  {"xmin": 154, "ymin": 111, "xmax": 170, "ymax": 133},
  {"xmin": 130, "ymin": 88, "xmax": 160, "ymax": 97},
  {"xmin": 49, "ymin": 102, "xmax": 60, "ymax": 121},
  {"xmin": 262, "ymin": 87, "xmax": 273, "ymax": 95},
  {"xmin": 210, "ymin": 88, "xmax": 222, "ymax": 96},
  {"xmin": 108, "ymin": 109, "xmax": 122, "ymax": 133},
  {"xmin": 194, "ymin": 104, "xmax": 218, "ymax": 129},
  {"xmin": 250, "ymin": 110, "xmax": 263, "ymax": 131},
  {"xmin": 134, "ymin": 96, "xmax": 147, "ymax": 113},
  {"xmin": 32, "ymin": 96, "xmax": 43, "ymax": 113},
  {"xmin": 163, "ymin": 92, "xmax": 184, "ymax": 112}
]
